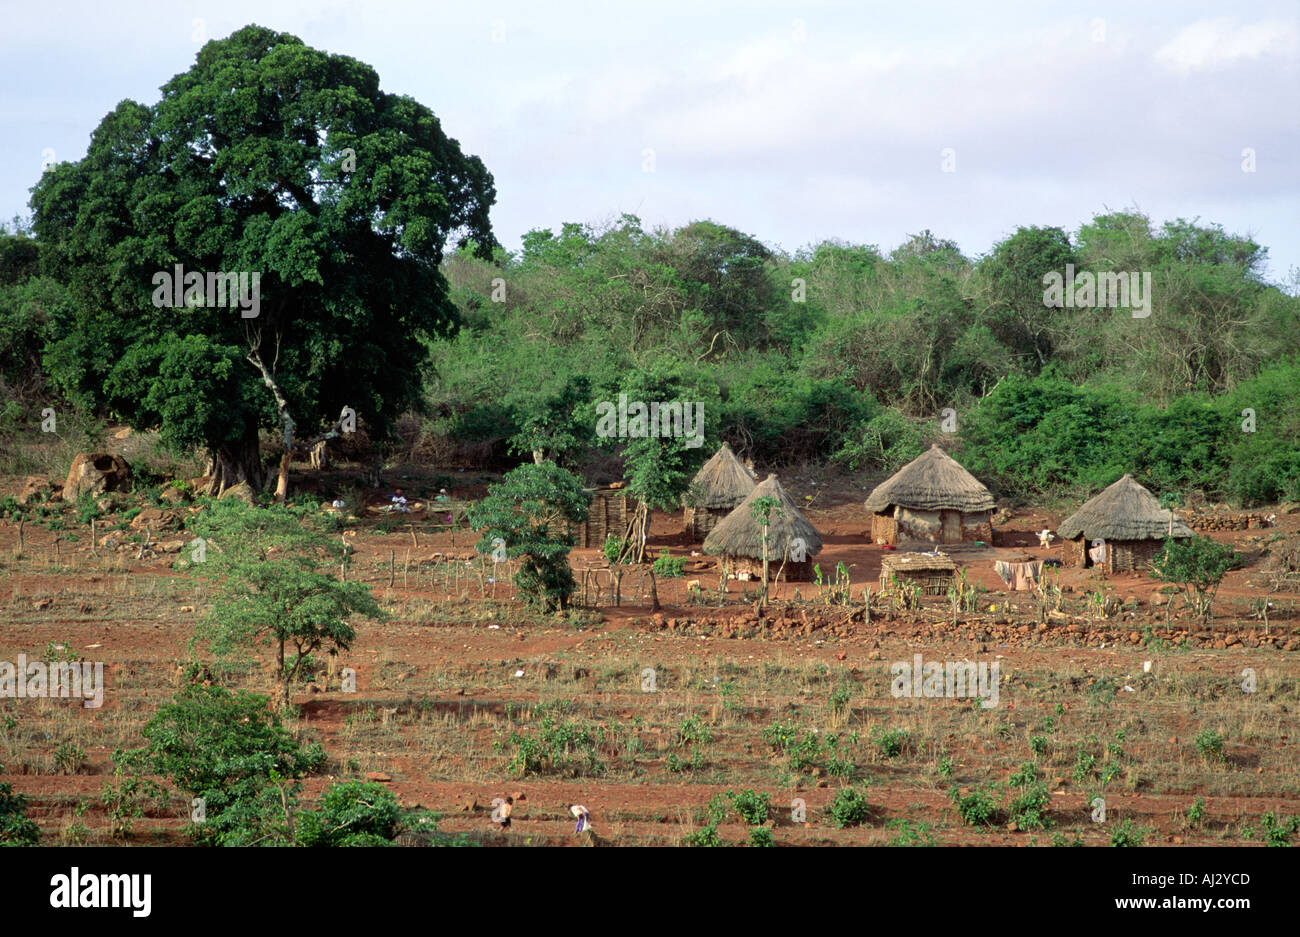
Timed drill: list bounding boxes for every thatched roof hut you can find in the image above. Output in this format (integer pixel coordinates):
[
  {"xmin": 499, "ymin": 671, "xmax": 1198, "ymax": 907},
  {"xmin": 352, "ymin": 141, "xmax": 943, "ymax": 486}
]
[
  {"xmin": 864, "ymin": 445, "xmax": 995, "ymax": 546},
  {"xmin": 703, "ymin": 474, "xmax": 822, "ymax": 580},
  {"xmin": 683, "ymin": 442, "xmax": 757, "ymax": 539},
  {"xmin": 1056, "ymin": 474, "xmax": 1193, "ymax": 572},
  {"xmin": 865, "ymin": 445, "xmax": 995, "ymax": 513},
  {"xmin": 1058, "ymin": 474, "xmax": 1193, "ymax": 541}
]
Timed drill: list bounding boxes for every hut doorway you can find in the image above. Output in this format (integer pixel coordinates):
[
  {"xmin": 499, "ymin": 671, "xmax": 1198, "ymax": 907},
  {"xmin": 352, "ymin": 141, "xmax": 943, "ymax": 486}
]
[{"xmin": 940, "ymin": 510, "xmax": 961, "ymax": 543}]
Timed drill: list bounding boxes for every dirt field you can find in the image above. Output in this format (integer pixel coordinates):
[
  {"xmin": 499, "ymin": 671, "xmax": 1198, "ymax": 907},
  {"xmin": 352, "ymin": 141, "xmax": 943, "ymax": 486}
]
[{"xmin": 3, "ymin": 460, "xmax": 1299, "ymax": 847}]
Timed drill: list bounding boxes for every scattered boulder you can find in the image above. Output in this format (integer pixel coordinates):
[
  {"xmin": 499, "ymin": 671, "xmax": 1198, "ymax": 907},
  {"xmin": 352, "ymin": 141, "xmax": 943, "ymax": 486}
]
[
  {"xmin": 129, "ymin": 507, "xmax": 183, "ymax": 533},
  {"xmin": 62, "ymin": 453, "xmax": 130, "ymax": 502},
  {"xmin": 158, "ymin": 484, "xmax": 190, "ymax": 505},
  {"xmin": 158, "ymin": 539, "xmax": 186, "ymax": 554},
  {"xmin": 218, "ymin": 481, "xmax": 255, "ymax": 504},
  {"xmin": 14, "ymin": 475, "xmax": 55, "ymax": 506}
]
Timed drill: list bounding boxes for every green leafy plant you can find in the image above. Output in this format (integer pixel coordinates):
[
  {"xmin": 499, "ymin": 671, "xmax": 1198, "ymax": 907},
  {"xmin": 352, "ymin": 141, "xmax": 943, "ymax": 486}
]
[
  {"xmin": 873, "ymin": 727, "xmax": 909, "ymax": 758},
  {"xmin": 1261, "ymin": 812, "xmax": 1299, "ymax": 847},
  {"xmin": 652, "ymin": 549, "xmax": 687, "ymax": 579},
  {"xmin": 1194, "ymin": 729, "xmax": 1226, "ymax": 764},
  {"xmin": 684, "ymin": 823, "xmax": 723, "ymax": 847},
  {"xmin": 0, "ymin": 765, "xmax": 39, "ymax": 846},
  {"xmin": 1110, "ymin": 818, "xmax": 1147, "ymax": 847},
  {"xmin": 828, "ymin": 787, "xmax": 871, "ymax": 829},
  {"xmin": 886, "ymin": 818, "xmax": 936, "ymax": 846},
  {"xmin": 950, "ymin": 786, "xmax": 999, "ymax": 827}
]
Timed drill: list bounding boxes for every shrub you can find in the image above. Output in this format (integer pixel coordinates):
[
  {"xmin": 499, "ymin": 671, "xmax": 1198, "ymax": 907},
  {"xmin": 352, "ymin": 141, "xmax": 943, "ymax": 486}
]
[
  {"xmin": 828, "ymin": 787, "xmax": 871, "ymax": 829},
  {"xmin": 1110, "ymin": 818, "xmax": 1147, "ymax": 847},
  {"xmin": 1261, "ymin": 812, "xmax": 1299, "ymax": 848},
  {"xmin": 0, "ymin": 767, "xmax": 39, "ymax": 846},
  {"xmin": 1194, "ymin": 729, "xmax": 1226, "ymax": 764},
  {"xmin": 652, "ymin": 550, "xmax": 687, "ymax": 578},
  {"xmin": 950, "ymin": 786, "xmax": 999, "ymax": 827},
  {"xmin": 886, "ymin": 819, "xmax": 936, "ymax": 846},
  {"xmin": 874, "ymin": 727, "xmax": 909, "ymax": 758},
  {"xmin": 684, "ymin": 823, "xmax": 723, "ymax": 847},
  {"xmin": 1006, "ymin": 763, "xmax": 1052, "ymax": 831},
  {"xmin": 730, "ymin": 788, "xmax": 771, "ymax": 826},
  {"xmin": 747, "ymin": 826, "xmax": 774, "ymax": 847},
  {"xmin": 296, "ymin": 781, "xmax": 403, "ymax": 847}
]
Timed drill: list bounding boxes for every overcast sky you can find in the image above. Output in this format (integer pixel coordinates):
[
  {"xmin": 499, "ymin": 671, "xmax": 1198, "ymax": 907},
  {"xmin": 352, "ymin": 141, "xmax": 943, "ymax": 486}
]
[{"xmin": 3, "ymin": 1, "xmax": 1297, "ymax": 283}]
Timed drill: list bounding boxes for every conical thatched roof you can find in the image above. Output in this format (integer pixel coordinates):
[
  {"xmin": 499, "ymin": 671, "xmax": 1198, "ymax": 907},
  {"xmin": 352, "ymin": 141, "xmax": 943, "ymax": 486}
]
[
  {"xmin": 687, "ymin": 442, "xmax": 757, "ymax": 509},
  {"xmin": 703, "ymin": 474, "xmax": 823, "ymax": 560},
  {"xmin": 864, "ymin": 445, "xmax": 995, "ymax": 513},
  {"xmin": 1057, "ymin": 474, "xmax": 1193, "ymax": 541}
]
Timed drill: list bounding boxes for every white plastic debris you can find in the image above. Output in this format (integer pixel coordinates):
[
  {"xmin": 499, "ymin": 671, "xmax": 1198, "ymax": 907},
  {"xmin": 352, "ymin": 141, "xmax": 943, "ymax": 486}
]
[
  {"xmin": 1142, "ymin": 660, "xmax": 1152, "ymax": 673},
  {"xmin": 514, "ymin": 669, "xmax": 525, "ymax": 678}
]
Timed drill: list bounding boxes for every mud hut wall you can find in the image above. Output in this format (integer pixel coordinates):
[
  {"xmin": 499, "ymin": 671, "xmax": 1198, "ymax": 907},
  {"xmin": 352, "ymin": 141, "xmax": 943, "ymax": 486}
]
[
  {"xmin": 959, "ymin": 511, "xmax": 994, "ymax": 543},
  {"xmin": 871, "ymin": 512, "xmax": 898, "ymax": 545},
  {"xmin": 896, "ymin": 507, "xmax": 942, "ymax": 542},
  {"xmin": 1062, "ymin": 536, "xmax": 1087, "ymax": 567}
]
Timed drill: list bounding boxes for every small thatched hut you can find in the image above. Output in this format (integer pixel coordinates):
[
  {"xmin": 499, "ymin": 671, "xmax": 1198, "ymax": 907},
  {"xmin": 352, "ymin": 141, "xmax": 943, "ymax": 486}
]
[
  {"xmin": 683, "ymin": 442, "xmax": 757, "ymax": 540},
  {"xmin": 864, "ymin": 445, "xmax": 995, "ymax": 546},
  {"xmin": 880, "ymin": 552, "xmax": 958, "ymax": 597},
  {"xmin": 703, "ymin": 474, "xmax": 823, "ymax": 581},
  {"xmin": 1056, "ymin": 474, "xmax": 1193, "ymax": 572}
]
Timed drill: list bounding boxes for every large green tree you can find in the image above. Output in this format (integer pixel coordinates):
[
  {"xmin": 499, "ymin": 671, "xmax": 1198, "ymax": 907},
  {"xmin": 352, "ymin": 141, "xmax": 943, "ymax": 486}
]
[{"xmin": 30, "ymin": 24, "xmax": 495, "ymax": 496}]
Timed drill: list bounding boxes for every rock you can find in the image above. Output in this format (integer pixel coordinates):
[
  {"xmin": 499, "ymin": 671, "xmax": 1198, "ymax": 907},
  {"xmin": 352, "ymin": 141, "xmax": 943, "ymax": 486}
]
[
  {"xmin": 365, "ymin": 771, "xmax": 392, "ymax": 783},
  {"xmin": 1128, "ymin": 631, "xmax": 1141, "ymax": 644},
  {"xmin": 219, "ymin": 481, "xmax": 255, "ymax": 504},
  {"xmin": 98, "ymin": 534, "xmax": 121, "ymax": 549},
  {"xmin": 62, "ymin": 453, "xmax": 131, "ymax": 502},
  {"xmin": 130, "ymin": 507, "xmax": 182, "ymax": 533},
  {"xmin": 14, "ymin": 475, "xmax": 54, "ymax": 506},
  {"xmin": 33, "ymin": 599, "xmax": 51, "ymax": 610},
  {"xmin": 158, "ymin": 484, "xmax": 189, "ymax": 505},
  {"xmin": 111, "ymin": 427, "xmax": 132, "ymax": 440},
  {"xmin": 159, "ymin": 539, "xmax": 186, "ymax": 554},
  {"xmin": 95, "ymin": 496, "xmax": 114, "ymax": 513}
]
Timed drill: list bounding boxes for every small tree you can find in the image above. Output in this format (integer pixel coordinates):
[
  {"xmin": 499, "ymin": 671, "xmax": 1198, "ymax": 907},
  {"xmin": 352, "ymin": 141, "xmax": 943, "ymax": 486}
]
[
  {"xmin": 187, "ymin": 500, "xmax": 384, "ymax": 707},
  {"xmin": 1151, "ymin": 536, "xmax": 1239, "ymax": 623},
  {"xmin": 614, "ymin": 373, "xmax": 707, "ymax": 563},
  {"xmin": 140, "ymin": 686, "xmax": 325, "ymax": 846},
  {"xmin": 467, "ymin": 461, "xmax": 589, "ymax": 612},
  {"xmin": 749, "ymin": 495, "xmax": 781, "ymax": 602},
  {"xmin": 508, "ymin": 376, "xmax": 592, "ymax": 466}
]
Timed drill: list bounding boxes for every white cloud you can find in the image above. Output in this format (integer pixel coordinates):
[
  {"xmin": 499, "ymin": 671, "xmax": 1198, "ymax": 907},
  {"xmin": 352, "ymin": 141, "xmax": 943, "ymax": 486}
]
[{"xmin": 1154, "ymin": 17, "xmax": 1299, "ymax": 72}]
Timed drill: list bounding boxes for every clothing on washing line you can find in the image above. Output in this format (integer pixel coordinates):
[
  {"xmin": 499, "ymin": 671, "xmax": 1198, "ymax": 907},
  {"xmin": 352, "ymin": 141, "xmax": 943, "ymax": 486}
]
[{"xmin": 994, "ymin": 559, "xmax": 1044, "ymax": 591}]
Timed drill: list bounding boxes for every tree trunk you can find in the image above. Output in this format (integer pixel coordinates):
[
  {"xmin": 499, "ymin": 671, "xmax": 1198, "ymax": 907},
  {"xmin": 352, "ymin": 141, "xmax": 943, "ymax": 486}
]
[
  {"xmin": 279, "ymin": 638, "xmax": 289, "ymax": 709},
  {"xmin": 206, "ymin": 431, "xmax": 265, "ymax": 496},
  {"xmin": 309, "ymin": 439, "xmax": 331, "ymax": 470},
  {"xmin": 532, "ymin": 448, "xmax": 544, "ymax": 465},
  {"xmin": 274, "ymin": 449, "xmax": 291, "ymax": 503}
]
